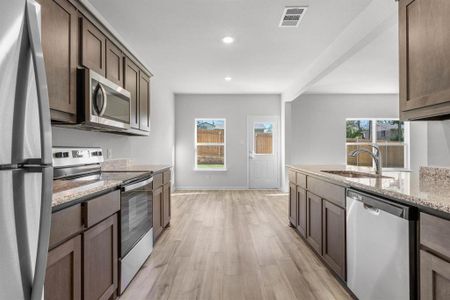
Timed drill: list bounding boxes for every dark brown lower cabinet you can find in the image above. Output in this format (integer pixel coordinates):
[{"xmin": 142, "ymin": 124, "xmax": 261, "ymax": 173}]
[
  {"xmin": 162, "ymin": 184, "xmax": 171, "ymax": 228},
  {"xmin": 420, "ymin": 250, "xmax": 450, "ymax": 299},
  {"xmin": 322, "ymin": 200, "xmax": 346, "ymax": 280},
  {"xmin": 296, "ymin": 187, "xmax": 307, "ymax": 237},
  {"xmin": 306, "ymin": 192, "xmax": 322, "ymax": 254},
  {"xmin": 289, "ymin": 182, "xmax": 297, "ymax": 226},
  {"xmin": 153, "ymin": 186, "xmax": 163, "ymax": 241},
  {"xmin": 83, "ymin": 214, "xmax": 118, "ymax": 300},
  {"xmin": 45, "ymin": 235, "xmax": 81, "ymax": 300}
]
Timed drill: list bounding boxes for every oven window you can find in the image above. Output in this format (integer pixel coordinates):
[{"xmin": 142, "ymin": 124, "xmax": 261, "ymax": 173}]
[{"xmin": 121, "ymin": 188, "xmax": 152, "ymax": 257}]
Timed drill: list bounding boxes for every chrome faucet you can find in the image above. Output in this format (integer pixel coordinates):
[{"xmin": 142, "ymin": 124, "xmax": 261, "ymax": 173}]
[{"xmin": 349, "ymin": 144, "xmax": 383, "ymax": 175}]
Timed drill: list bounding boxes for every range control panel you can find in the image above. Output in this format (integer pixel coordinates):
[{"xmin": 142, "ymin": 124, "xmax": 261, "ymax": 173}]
[{"xmin": 52, "ymin": 147, "xmax": 104, "ymax": 168}]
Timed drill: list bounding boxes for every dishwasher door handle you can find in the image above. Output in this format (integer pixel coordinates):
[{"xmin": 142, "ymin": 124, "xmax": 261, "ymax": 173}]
[{"xmin": 363, "ymin": 204, "xmax": 380, "ymax": 216}]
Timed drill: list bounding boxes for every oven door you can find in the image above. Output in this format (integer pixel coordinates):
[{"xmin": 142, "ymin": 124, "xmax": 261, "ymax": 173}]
[
  {"xmin": 120, "ymin": 177, "xmax": 153, "ymax": 258},
  {"xmin": 87, "ymin": 69, "xmax": 131, "ymax": 130}
]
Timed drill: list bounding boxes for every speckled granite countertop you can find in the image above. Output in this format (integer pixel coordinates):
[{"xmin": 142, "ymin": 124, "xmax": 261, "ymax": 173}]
[
  {"xmin": 52, "ymin": 171, "xmax": 150, "ymax": 209},
  {"xmin": 101, "ymin": 159, "xmax": 171, "ymax": 173},
  {"xmin": 52, "ymin": 179, "xmax": 121, "ymax": 209},
  {"xmin": 287, "ymin": 165, "xmax": 450, "ymax": 217}
]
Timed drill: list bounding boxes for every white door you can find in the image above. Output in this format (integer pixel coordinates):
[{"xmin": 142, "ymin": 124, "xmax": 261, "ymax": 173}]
[{"xmin": 248, "ymin": 116, "xmax": 279, "ymax": 189}]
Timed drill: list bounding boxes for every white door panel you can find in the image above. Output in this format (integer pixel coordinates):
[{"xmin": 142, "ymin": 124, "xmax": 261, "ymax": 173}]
[{"xmin": 248, "ymin": 116, "xmax": 279, "ymax": 189}]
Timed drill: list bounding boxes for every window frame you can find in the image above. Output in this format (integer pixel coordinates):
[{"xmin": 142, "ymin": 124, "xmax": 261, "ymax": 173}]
[
  {"xmin": 345, "ymin": 118, "xmax": 410, "ymax": 170},
  {"xmin": 194, "ymin": 118, "xmax": 227, "ymax": 171}
]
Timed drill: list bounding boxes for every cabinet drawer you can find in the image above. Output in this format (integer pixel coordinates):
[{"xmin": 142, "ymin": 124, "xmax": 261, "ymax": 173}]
[
  {"xmin": 308, "ymin": 177, "xmax": 345, "ymax": 208},
  {"xmin": 420, "ymin": 213, "xmax": 450, "ymax": 259},
  {"xmin": 296, "ymin": 173, "xmax": 307, "ymax": 189},
  {"xmin": 152, "ymin": 173, "xmax": 163, "ymax": 189},
  {"xmin": 84, "ymin": 191, "xmax": 120, "ymax": 228},
  {"xmin": 49, "ymin": 204, "xmax": 84, "ymax": 249},
  {"xmin": 288, "ymin": 170, "xmax": 296, "ymax": 183},
  {"xmin": 163, "ymin": 170, "xmax": 171, "ymax": 184}
]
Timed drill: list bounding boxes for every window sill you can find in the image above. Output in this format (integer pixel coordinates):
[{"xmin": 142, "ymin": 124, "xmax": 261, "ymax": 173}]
[{"xmin": 193, "ymin": 168, "xmax": 228, "ymax": 172}]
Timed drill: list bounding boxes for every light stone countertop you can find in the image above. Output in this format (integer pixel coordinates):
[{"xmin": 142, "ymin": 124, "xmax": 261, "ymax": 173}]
[
  {"xmin": 287, "ymin": 165, "xmax": 450, "ymax": 217},
  {"xmin": 101, "ymin": 159, "xmax": 171, "ymax": 173},
  {"xmin": 52, "ymin": 179, "xmax": 121, "ymax": 209}
]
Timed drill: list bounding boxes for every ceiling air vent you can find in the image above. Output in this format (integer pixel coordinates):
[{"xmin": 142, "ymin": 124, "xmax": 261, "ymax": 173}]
[{"xmin": 279, "ymin": 6, "xmax": 308, "ymax": 28}]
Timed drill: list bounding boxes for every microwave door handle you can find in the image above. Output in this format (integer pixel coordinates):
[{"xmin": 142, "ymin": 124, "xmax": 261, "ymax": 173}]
[
  {"xmin": 98, "ymin": 84, "xmax": 107, "ymax": 116},
  {"xmin": 26, "ymin": 0, "xmax": 52, "ymax": 166}
]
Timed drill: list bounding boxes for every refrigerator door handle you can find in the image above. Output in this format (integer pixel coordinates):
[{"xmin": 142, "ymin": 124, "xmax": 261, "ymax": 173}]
[
  {"xmin": 30, "ymin": 167, "xmax": 53, "ymax": 300},
  {"xmin": 26, "ymin": 0, "xmax": 52, "ymax": 166}
]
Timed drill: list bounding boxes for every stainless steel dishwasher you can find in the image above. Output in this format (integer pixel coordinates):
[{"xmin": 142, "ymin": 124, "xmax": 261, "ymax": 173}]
[{"xmin": 346, "ymin": 189, "xmax": 417, "ymax": 300}]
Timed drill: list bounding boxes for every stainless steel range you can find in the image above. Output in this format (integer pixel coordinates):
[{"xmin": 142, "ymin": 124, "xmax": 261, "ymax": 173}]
[{"xmin": 52, "ymin": 147, "xmax": 154, "ymax": 294}]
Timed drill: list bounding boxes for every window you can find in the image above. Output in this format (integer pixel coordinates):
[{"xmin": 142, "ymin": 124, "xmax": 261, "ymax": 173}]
[
  {"xmin": 254, "ymin": 122, "xmax": 273, "ymax": 155},
  {"xmin": 346, "ymin": 119, "xmax": 409, "ymax": 169},
  {"xmin": 195, "ymin": 119, "xmax": 226, "ymax": 170}
]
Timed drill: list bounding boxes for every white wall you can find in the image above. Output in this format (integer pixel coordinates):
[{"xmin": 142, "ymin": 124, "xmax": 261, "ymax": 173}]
[
  {"xmin": 52, "ymin": 77, "xmax": 175, "ymax": 165},
  {"xmin": 287, "ymin": 94, "xmax": 428, "ymax": 171},
  {"xmin": 175, "ymin": 94, "xmax": 281, "ymax": 189},
  {"xmin": 427, "ymin": 121, "xmax": 450, "ymax": 166}
]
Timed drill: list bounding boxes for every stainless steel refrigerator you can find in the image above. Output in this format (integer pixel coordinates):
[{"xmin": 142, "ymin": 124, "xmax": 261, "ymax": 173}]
[{"xmin": 0, "ymin": 0, "xmax": 53, "ymax": 299}]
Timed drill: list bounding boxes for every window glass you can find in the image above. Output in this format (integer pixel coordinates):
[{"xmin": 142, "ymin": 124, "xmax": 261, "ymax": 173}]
[
  {"xmin": 346, "ymin": 119, "xmax": 408, "ymax": 169},
  {"xmin": 195, "ymin": 119, "xmax": 226, "ymax": 170},
  {"xmin": 346, "ymin": 120, "xmax": 372, "ymax": 142},
  {"xmin": 254, "ymin": 122, "xmax": 273, "ymax": 154}
]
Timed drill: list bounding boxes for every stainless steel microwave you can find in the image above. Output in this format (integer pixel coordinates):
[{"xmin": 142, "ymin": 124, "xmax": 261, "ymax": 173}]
[{"xmin": 78, "ymin": 68, "xmax": 131, "ymax": 131}]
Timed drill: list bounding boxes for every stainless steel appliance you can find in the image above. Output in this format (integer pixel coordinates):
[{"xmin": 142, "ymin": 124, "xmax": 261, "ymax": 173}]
[
  {"xmin": 52, "ymin": 147, "xmax": 154, "ymax": 294},
  {"xmin": 119, "ymin": 176, "xmax": 154, "ymax": 294},
  {"xmin": 346, "ymin": 189, "xmax": 417, "ymax": 300},
  {"xmin": 0, "ymin": 1, "xmax": 53, "ymax": 299},
  {"xmin": 78, "ymin": 68, "xmax": 131, "ymax": 131}
]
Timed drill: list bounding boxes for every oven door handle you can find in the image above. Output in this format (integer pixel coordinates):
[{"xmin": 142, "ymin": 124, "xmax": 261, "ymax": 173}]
[{"xmin": 122, "ymin": 177, "xmax": 153, "ymax": 192}]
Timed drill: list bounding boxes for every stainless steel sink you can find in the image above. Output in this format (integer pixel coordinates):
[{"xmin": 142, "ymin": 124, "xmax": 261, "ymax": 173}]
[{"xmin": 321, "ymin": 170, "xmax": 392, "ymax": 179}]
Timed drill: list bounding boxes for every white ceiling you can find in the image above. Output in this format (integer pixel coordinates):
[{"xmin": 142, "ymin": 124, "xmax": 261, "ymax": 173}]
[
  {"xmin": 305, "ymin": 23, "xmax": 399, "ymax": 94},
  {"xmin": 88, "ymin": 0, "xmax": 374, "ymax": 94}
]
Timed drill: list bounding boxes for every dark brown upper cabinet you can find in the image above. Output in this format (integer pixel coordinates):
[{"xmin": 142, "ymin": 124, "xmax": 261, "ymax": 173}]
[
  {"xmin": 81, "ymin": 18, "xmax": 106, "ymax": 77},
  {"xmin": 124, "ymin": 57, "xmax": 140, "ymax": 129},
  {"xmin": 37, "ymin": 0, "xmax": 78, "ymax": 123},
  {"xmin": 139, "ymin": 71, "xmax": 151, "ymax": 131},
  {"xmin": 399, "ymin": 0, "xmax": 450, "ymax": 120},
  {"xmin": 105, "ymin": 40, "xmax": 123, "ymax": 86}
]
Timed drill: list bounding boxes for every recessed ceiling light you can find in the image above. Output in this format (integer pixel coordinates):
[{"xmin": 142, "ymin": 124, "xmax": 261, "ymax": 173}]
[
  {"xmin": 222, "ymin": 36, "xmax": 234, "ymax": 44},
  {"xmin": 224, "ymin": 76, "xmax": 232, "ymax": 81}
]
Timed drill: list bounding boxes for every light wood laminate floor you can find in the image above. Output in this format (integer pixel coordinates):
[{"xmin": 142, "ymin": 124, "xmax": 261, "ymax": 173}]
[{"xmin": 120, "ymin": 190, "xmax": 351, "ymax": 300}]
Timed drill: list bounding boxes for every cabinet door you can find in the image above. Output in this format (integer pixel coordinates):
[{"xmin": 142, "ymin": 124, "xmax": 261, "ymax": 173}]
[
  {"xmin": 399, "ymin": 0, "xmax": 450, "ymax": 120},
  {"xmin": 153, "ymin": 187, "xmax": 163, "ymax": 242},
  {"xmin": 139, "ymin": 71, "xmax": 151, "ymax": 131},
  {"xmin": 288, "ymin": 182, "xmax": 297, "ymax": 226},
  {"xmin": 296, "ymin": 187, "xmax": 307, "ymax": 237},
  {"xmin": 83, "ymin": 214, "xmax": 118, "ymax": 300},
  {"xmin": 45, "ymin": 235, "xmax": 81, "ymax": 300},
  {"xmin": 105, "ymin": 40, "xmax": 123, "ymax": 86},
  {"xmin": 124, "ymin": 57, "xmax": 140, "ymax": 129},
  {"xmin": 306, "ymin": 192, "xmax": 322, "ymax": 254},
  {"xmin": 420, "ymin": 250, "xmax": 450, "ymax": 300},
  {"xmin": 38, "ymin": 0, "xmax": 78, "ymax": 123},
  {"xmin": 162, "ymin": 184, "xmax": 171, "ymax": 228},
  {"xmin": 81, "ymin": 18, "xmax": 106, "ymax": 76},
  {"xmin": 322, "ymin": 199, "xmax": 346, "ymax": 280}
]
